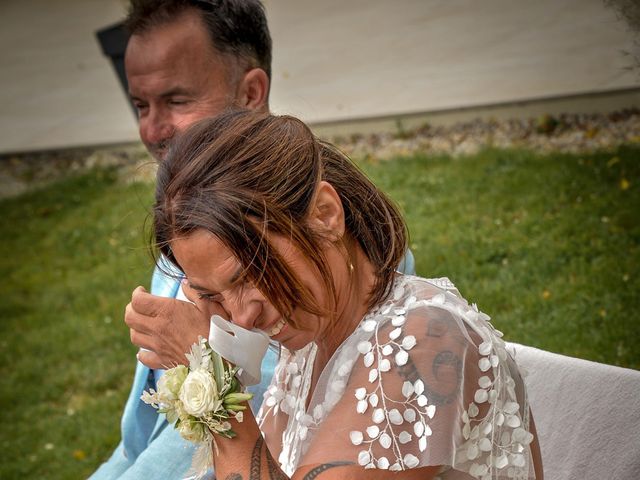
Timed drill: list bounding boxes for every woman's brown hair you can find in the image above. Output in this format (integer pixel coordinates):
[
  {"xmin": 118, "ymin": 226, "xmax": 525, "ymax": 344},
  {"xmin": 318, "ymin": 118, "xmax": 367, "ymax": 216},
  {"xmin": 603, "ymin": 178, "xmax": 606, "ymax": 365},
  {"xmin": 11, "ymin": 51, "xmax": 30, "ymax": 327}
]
[{"xmin": 154, "ymin": 109, "xmax": 407, "ymax": 328}]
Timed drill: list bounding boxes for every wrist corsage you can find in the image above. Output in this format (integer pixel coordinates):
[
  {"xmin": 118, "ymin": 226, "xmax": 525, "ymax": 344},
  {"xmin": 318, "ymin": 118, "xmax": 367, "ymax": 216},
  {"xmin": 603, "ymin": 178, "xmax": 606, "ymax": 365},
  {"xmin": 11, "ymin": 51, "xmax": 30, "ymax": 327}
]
[{"xmin": 141, "ymin": 336, "xmax": 252, "ymax": 476}]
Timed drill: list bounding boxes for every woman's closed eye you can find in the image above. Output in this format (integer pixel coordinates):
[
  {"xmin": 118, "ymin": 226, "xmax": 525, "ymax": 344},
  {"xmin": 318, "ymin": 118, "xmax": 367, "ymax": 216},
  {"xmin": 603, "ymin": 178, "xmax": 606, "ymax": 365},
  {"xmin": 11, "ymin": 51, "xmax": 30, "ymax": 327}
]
[
  {"xmin": 197, "ymin": 291, "xmax": 223, "ymax": 303},
  {"xmin": 195, "ymin": 277, "xmax": 252, "ymax": 304}
]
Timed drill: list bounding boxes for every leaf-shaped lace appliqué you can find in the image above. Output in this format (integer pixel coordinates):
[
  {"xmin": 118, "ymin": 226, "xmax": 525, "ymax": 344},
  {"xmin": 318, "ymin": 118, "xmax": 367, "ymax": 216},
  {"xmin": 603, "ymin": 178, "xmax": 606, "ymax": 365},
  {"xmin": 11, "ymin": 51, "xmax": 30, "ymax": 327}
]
[
  {"xmin": 350, "ymin": 291, "xmax": 435, "ymax": 471},
  {"xmin": 458, "ymin": 335, "xmax": 534, "ymax": 479}
]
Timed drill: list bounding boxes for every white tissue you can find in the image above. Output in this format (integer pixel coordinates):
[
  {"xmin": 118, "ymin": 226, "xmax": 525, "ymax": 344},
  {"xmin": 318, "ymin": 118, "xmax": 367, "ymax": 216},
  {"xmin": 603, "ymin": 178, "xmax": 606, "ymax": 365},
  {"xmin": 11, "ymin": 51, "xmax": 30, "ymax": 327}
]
[{"xmin": 207, "ymin": 314, "xmax": 270, "ymax": 386}]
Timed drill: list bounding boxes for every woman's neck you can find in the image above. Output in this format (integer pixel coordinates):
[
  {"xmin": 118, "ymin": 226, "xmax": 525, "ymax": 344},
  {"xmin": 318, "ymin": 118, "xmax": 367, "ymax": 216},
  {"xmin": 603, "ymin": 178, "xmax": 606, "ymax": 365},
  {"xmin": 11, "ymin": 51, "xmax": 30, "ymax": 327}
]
[{"xmin": 316, "ymin": 244, "xmax": 377, "ymax": 362}]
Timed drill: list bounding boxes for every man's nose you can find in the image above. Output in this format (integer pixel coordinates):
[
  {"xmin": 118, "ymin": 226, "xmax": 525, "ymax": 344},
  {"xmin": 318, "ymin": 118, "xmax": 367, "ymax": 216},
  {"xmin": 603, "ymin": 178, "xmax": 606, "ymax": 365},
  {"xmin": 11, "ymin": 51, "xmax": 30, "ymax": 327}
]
[{"xmin": 141, "ymin": 110, "xmax": 176, "ymax": 145}]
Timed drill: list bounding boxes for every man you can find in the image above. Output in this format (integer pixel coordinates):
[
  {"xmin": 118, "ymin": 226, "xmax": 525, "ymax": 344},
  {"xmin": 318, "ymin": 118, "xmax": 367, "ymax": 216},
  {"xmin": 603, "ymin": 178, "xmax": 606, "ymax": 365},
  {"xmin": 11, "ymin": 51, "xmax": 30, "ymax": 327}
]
[
  {"xmin": 92, "ymin": 1, "xmax": 415, "ymax": 477},
  {"xmin": 90, "ymin": 1, "xmax": 273, "ymax": 478}
]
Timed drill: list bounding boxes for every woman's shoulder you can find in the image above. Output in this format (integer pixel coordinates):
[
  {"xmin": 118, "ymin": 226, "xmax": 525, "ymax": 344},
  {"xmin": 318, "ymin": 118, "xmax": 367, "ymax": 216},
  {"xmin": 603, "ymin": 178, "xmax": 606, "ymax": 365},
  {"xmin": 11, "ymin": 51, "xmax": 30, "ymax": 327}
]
[
  {"xmin": 387, "ymin": 274, "xmax": 467, "ymax": 307},
  {"xmin": 393, "ymin": 274, "xmax": 459, "ymax": 295},
  {"xmin": 375, "ymin": 274, "xmax": 490, "ymax": 344},
  {"xmin": 408, "ymin": 274, "xmax": 460, "ymax": 293},
  {"xmin": 330, "ymin": 274, "xmax": 537, "ymax": 477}
]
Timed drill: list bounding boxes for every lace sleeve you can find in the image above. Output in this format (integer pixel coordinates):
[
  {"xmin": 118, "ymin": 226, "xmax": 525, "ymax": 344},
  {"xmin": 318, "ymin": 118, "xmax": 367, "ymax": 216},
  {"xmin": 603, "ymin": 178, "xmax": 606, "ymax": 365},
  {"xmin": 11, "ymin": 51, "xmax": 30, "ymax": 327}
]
[{"xmin": 297, "ymin": 278, "xmax": 537, "ymax": 479}]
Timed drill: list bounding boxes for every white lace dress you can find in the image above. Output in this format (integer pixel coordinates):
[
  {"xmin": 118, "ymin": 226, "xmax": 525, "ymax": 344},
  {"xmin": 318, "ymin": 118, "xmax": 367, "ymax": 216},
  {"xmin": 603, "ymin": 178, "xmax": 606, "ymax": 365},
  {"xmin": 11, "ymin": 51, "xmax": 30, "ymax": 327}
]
[{"xmin": 257, "ymin": 275, "xmax": 537, "ymax": 479}]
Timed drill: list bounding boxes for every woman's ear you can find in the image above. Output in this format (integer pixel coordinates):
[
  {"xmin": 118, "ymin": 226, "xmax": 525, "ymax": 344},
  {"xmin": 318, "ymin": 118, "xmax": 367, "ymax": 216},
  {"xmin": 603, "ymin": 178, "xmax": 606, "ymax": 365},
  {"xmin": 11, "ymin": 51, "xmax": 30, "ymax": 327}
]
[
  {"xmin": 236, "ymin": 68, "xmax": 269, "ymax": 110},
  {"xmin": 310, "ymin": 181, "xmax": 345, "ymax": 240}
]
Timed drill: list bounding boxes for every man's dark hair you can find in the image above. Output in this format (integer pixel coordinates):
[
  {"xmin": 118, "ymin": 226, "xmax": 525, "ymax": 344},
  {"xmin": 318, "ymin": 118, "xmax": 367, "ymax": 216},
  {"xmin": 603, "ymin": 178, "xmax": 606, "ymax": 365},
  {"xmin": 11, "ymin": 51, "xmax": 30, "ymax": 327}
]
[{"xmin": 126, "ymin": 0, "xmax": 272, "ymax": 79}]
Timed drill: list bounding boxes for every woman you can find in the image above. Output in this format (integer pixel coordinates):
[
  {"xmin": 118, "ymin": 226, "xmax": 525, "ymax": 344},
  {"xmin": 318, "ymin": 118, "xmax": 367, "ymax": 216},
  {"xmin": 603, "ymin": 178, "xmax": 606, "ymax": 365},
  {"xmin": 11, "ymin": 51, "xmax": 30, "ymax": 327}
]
[{"xmin": 153, "ymin": 110, "xmax": 543, "ymax": 479}]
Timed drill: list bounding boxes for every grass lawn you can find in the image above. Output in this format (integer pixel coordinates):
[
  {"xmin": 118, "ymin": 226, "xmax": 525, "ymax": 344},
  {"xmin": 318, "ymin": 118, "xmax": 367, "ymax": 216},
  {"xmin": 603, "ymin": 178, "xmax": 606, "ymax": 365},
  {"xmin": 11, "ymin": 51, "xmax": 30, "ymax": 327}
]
[{"xmin": 0, "ymin": 146, "xmax": 638, "ymax": 478}]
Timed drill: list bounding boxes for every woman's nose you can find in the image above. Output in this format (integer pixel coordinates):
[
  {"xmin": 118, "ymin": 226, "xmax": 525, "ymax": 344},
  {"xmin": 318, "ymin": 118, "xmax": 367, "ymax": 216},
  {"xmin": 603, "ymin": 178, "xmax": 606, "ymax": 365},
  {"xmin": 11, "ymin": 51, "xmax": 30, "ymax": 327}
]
[{"xmin": 226, "ymin": 291, "xmax": 263, "ymax": 330}]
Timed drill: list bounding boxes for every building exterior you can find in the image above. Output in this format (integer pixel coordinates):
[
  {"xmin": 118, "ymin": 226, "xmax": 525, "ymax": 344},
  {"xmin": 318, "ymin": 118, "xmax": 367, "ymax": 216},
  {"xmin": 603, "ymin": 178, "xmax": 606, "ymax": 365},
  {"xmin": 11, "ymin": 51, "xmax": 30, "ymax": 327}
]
[{"xmin": 0, "ymin": 0, "xmax": 638, "ymax": 154}]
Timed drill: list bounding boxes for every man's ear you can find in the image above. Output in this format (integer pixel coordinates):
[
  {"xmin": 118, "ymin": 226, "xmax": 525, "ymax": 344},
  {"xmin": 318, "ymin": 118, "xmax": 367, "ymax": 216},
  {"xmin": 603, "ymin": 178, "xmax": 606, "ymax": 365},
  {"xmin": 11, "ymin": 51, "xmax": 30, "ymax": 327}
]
[
  {"xmin": 310, "ymin": 181, "xmax": 345, "ymax": 241},
  {"xmin": 236, "ymin": 68, "xmax": 269, "ymax": 110}
]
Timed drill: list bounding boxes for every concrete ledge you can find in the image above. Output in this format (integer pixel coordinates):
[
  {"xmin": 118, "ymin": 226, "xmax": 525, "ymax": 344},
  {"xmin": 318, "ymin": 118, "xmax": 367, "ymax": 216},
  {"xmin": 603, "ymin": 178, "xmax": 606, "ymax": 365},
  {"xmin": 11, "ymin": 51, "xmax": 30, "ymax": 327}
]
[
  {"xmin": 1, "ymin": 89, "xmax": 637, "ymax": 158},
  {"xmin": 310, "ymin": 88, "xmax": 640, "ymax": 138}
]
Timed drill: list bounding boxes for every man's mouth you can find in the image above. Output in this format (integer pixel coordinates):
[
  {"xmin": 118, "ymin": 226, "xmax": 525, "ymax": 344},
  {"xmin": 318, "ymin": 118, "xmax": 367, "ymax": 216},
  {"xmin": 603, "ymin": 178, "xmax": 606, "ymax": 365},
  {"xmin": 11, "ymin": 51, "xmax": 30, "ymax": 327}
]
[
  {"xmin": 153, "ymin": 149, "xmax": 167, "ymax": 161},
  {"xmin": 147, "ymin": 142, "xmax": 169, "ymax": 161}
]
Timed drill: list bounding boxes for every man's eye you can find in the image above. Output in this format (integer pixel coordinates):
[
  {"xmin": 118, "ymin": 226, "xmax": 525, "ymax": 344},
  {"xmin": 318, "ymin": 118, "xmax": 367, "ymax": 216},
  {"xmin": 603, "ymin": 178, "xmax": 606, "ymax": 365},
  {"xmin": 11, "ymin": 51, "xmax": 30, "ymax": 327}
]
[
  {"xmin": 169, "ymin": 99, "xmax": 189, "ymax": 106},
  {"xmin": 133, "ymin": 103, "xmax": 148, "ymax": 114}
]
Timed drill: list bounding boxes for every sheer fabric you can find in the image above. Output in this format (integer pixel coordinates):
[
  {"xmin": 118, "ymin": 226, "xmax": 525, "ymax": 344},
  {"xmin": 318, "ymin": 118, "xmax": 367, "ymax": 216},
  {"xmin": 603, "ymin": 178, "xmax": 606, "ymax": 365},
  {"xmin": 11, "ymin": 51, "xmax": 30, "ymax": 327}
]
[{"xmin": 258, "ymin": 275, "xmax": 536, "ymax": 479}]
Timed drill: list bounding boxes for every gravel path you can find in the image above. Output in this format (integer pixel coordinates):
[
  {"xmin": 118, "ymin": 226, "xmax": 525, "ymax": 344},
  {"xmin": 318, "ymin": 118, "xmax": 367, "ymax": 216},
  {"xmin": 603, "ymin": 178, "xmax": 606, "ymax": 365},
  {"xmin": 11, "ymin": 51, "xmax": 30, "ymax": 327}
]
[
  {"xmin": 1, "ymin": 109, "xmax": 638, "ymax": 199},
  {"xmin": 333, "ymin": 109, "xmax": 640, "ymax": 160}
]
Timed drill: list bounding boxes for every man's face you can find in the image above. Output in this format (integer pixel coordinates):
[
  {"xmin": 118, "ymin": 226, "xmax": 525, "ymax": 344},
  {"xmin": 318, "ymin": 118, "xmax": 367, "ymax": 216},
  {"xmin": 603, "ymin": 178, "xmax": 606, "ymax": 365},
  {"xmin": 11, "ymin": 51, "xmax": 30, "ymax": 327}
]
[{"xmin": 125, "ymin": 10, "xmax": 237, "ymax": 161}]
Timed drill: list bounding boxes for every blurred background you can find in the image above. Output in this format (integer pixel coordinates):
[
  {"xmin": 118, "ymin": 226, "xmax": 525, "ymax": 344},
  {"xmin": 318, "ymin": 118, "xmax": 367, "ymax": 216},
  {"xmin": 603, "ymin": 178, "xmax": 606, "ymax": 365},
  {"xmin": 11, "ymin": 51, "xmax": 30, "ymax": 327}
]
[{"xmin": 0, "ymin": 0, "xmax": 639, "ymax": 478}]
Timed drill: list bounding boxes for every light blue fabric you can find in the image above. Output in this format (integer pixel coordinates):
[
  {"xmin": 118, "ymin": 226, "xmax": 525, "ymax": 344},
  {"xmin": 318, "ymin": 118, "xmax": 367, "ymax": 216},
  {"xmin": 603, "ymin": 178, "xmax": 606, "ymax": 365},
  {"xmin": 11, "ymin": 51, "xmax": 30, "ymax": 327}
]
[
  {"xmin": 91, "ymin": 248, "xmax": 413, "ymax": 478},
  {"xmin": 90, "ymin": 262, "xmax": 199, "ymax": 479},
  {"xmin": 398, "ymin": 249, "xmax": 416, "ymax": 276}
]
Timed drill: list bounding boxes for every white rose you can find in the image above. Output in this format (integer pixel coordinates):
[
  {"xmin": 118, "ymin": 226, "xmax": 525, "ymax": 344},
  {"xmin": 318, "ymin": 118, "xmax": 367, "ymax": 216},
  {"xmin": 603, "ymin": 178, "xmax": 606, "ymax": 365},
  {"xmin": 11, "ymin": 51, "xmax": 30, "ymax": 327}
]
[
  {"xmin": 178, "ymin": 417, "xmax": 206, "ymax": 443},
  {"xmin": 158, "ymin": 365, "xmax": 188, "ymax": 400},
  {"xmin": 179, "ymin": 369, "xmax": 219, "ymax": 417}
]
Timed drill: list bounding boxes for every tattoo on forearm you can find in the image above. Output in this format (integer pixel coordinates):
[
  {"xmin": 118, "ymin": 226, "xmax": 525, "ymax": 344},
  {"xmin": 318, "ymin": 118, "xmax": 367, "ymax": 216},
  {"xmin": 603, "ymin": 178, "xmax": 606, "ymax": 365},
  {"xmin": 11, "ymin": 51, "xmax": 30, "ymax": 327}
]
[
  {"xmin": 397, "ymin": 350, "xmax": 462, "ymax": 405},
  {"xmin": 302, "ymin": 461, "xmax": 354, "ymax": 480},
  {"xmin": 265, "ymin": 444, "xmax": 287, "ymax": 480},
  {"xmin": 225, "ymin": 475, "xmax": 243, "ymax": 480},
  {"xmin": 248, "ymin": 435, "xmax": 286, "ymax": 480},
  {"xmin": 250, "ymin": 436, "xmax": 263, "ymax": 480}
]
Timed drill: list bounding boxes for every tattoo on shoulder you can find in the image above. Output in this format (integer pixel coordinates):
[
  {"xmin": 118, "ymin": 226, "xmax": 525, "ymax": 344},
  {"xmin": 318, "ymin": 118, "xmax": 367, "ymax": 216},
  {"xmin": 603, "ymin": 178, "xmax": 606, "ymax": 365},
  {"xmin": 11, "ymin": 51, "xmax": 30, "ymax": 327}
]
[
  {"xmin": 433, "ymin": 350, "xmax": 463, "ymax": 382},
  {"xmin": 426, "ymin": 316, "xmax": 469, "ymax": 347},
  {"xmin": 397, "ymin": 350, "xmax": 462, "ymax": 406},
  {"xmin": 302, "ymin": 461, "xmax": 354, "ymax": 480},
  {"xmin": 426, "ymin": 316, "xmax": 450, "ymax": 337}
]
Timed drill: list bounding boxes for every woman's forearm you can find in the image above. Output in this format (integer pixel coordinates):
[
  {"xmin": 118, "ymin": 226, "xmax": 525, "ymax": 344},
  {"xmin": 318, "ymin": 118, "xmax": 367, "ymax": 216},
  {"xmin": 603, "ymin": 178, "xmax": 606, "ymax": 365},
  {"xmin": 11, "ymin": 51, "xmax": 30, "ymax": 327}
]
[{"xmin": 213, "ymin": 404, "xmax": 288, "ymax": 480}]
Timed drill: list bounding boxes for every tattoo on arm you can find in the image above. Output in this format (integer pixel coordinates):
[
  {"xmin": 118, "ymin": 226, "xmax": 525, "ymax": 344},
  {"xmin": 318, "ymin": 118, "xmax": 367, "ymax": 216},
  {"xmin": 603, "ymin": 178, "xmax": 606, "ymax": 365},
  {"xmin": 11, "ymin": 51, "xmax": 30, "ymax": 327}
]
[
  {"xmin": 397, "ymin": 349, "xmax": 462, "ymax": 406},
  {"xmin": 248, "ymin": 435, "xmax": 287, "ymax": 480},
  {"xmin": 426, "ymin": 316, "xmax": 450, "ymax": 337},
  {"xmin": 302, "ymin": 461, "xmax": 354, "ymax": 480},
  {"xmin": 225, "ymin": 475, "xmax": 243, "ymax": 480},
  {"xmin": 250, "ymin": 436, "xmax": 263, "ymax": 480},
  {"xmin": 432, "ymin": 350, "xmax": 463, "ymax": 385},
  {"xmin": 265, "ymin": 442, "xmax": 287, "ymax": 479},
  {"xmin": 397, "ymin": 349, "xmax": 420, "ymax": 383}
]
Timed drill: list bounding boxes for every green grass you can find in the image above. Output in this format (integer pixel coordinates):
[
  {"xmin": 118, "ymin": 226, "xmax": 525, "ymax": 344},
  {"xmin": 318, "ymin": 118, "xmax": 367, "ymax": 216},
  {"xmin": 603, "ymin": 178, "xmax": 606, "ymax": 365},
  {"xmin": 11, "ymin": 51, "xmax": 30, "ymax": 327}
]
[
  {"xmin": 0, "ymin": 146, "xmax": 638, "ymax": 478},
  {"xmin": 359, "ymin": 146, "xmax": 639, "ymax": 367},
  {"xmin": 0, "ymin": 169, "xmax": 154, "ymax": 478}
]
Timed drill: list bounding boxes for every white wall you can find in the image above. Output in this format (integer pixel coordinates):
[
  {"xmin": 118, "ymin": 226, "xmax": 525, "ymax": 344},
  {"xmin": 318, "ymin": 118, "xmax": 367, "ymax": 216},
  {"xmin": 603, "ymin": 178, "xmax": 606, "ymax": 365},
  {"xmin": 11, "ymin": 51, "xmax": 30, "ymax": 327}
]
[
  {"xmin": 0, "ymin": 0, "xmax": 137, "ymax": 153},
  {"xmin": 0, "ymin": 0, "xmax": 637, "ymax": 154},
  {"xmin": 267, "ymin": 0, "xmax": 639, "ymax": 121}
]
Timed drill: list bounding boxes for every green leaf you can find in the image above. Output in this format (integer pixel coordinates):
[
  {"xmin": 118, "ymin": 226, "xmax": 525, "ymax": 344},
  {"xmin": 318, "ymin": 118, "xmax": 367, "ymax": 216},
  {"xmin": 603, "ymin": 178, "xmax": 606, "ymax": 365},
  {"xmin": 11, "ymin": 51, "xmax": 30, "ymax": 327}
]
[{"xmin": 210, "ymin": 348, "xmax": 225, "ymax": 389}]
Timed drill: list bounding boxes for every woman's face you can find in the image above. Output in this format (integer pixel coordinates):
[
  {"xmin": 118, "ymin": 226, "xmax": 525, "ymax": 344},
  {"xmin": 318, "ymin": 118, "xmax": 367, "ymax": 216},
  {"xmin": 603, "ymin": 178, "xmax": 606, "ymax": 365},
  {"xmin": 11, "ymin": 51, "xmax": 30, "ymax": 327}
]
[{"xmin": 170, "ymin": 228, "xmax": 343, "ymax": 352}]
